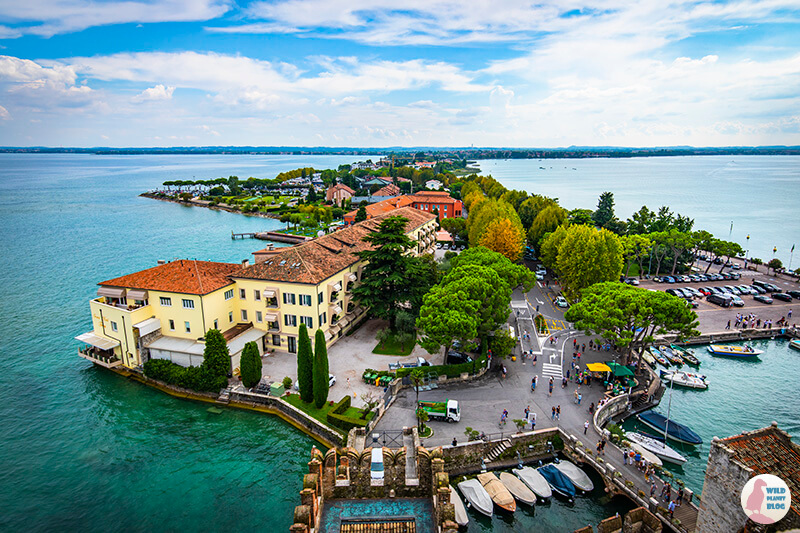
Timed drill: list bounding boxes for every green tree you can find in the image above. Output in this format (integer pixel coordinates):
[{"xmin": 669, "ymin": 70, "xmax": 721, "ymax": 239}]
[
  {"xmin": 467, "ymin": 197, "xmax": 520, "ymax": 246},
  {"xmin": 539, "ymin": 224, "xmax": 569, "ymax": 272},
  {"xmin": 592, "ymin": 191, "xmax": 615, "ymax": 227},
  {"xmin": 554, "ymin": 225, "xmax": 624, "ymax": 299},
  {"xmin": 568, "ymin": 208, "xmax": 594, "ymax": 226},
  {"xmin": 307, "ymin": 185, "xmax": 317, "ymax": 202},
  {"xmin": 665, "ymin": 230, "xmax": 697, "ymax": 275},
  {"xmin": 451, "ymin": 246, "xmax": 535, "ymax": 290},
  {"xmin": 395, "ymin": 310, "xmax": 416, "ymax": 334},
  {"xmin": 440, "ymin": 217, "xmax": 467, "ymax": 241},
  {"xmin": 416, "ymin": 286, "xmax": 480, "ymax": 355},
  {"xmin": 297, "ymin": 324, "xmax": 314, "ymax": 403},
  {"xmin": 202, "ymin": 329, "xmax": 230, "ymax": 378},
  {"xmin": 528, "ymin": 205, "xmax": 568, "ymax": 248},
  {"xmin": 518, "ymin": 195, "xmax": 558, "ymax": 229},
  {"xmin": 716, "ymin": 241, "xmax": 744, "ymax": 273},
  {"xmin": 354, "ymin": 205, "xmax": 368, "ymax": 223},
  {"xmin": 239, "ymin": 341, "xmax": 262, "ymax": 388},
  {"xmin": 313, "ymin": 329, "xmax": 329, "ymax": 408},
  {"xmin": 443, "ymin": 264, "xmax": 511, "ymax": 337},
  {"xmin": 621, "ymin": 234, "xmax": 652, "ymax": 278},
  {"xmin": 626, "ymin": 205, "xmax": 655, "ymax": 235},
  {"xmin": 767, "ymin": 258, "xmax": 783, "ymax": 273},
  {"xmin": 490, "ymin": 329, "xmax": 515, "ymax": 358},
  {"xmin": 565, "ymin": 282, "xmax": 699, "ymax": 365},
  {"xmin": 409, "ymin": 368, "xmax": 424, "ymax": 414},
  {"xmin": 404, "ymin": 253, "xmax": 441, "ymax": 316}
]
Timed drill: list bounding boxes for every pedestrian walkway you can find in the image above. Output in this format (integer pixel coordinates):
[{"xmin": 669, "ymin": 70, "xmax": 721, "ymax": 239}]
[{"xmin": 541, "ymin": 362, "xmax": 563, "ymax": 379}]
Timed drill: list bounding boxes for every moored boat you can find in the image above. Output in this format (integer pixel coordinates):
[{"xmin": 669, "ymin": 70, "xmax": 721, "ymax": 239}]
[
  {"xmin": 788, "ymin": 339, "xmax": 800, "ymax": 351},
  {"xmin": 659, "ymin": 369, "xmax": 708, "ymax": 389},
  {"xmin": 671, "ymin": 344, "xmax": 701, "ymax": 366},
  {"xmin": 641, "ymin": 350, "xmax": 656, "ymax": 366},
  {"xmin": 626, "ymin": 441, "xmax": 663, "ymax": 467},
  {"xmin": 477, "ymin": 472, "xmax": 516, "ymax": 512},
  {"xmin": 658, "ymin": 345, "xmax": 684, "ymax": 365},
  {"xmin": 626, "ymin": 432, "xmax": 687, "ymax": 464},
  {"xmin": 553, "ymin": 461, "xmax": 594, "ymax": 492},
  {"xmin": 449, "ymin": 485, "xmax": 469, "ymax": 526},
  {"xmin": 637, "ymin": 410, "xmax": 703, "ymax": 445},
  {"xmin": 649, "ymin": 347, "xmax": 670, "ymax": 367},
  {"xmin": 498, "ymin": 472, "xmax": 537, "ymax": 505},
  {"xmin": 537, "ymin": 464, "xmax": 576, "ymax": 499},
  {"xmin": 457, "ymin": 479, "xmax": 493, "ymax": 517},
  {"xmin": 512, "ymin": 466, "xmax": 552, "ymax": 499},
  {"xmin": 707, "ymin": 344, "xmax": 763, "ymax": 358}
]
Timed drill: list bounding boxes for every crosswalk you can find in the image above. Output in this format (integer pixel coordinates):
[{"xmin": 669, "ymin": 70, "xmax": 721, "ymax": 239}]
[{"xmin": 541, "ymin": 362, "xmax": 563, "ymax": 379}]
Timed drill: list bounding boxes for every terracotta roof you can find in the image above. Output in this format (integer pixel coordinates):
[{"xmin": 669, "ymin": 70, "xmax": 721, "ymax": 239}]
[
  {"xmin": 344, "ymin": 195, "xmax": 415, "ymax": 220},
  {"xmin": 99, "ymin": 259, "xmax": 240, "ymax": 295},
  {"xmin": 234, "ymin": 206, "xmax": 435, "ymax": 284},
  {"xmin": 373, "ymin": 184, "xmax": 401, "ymax": 197},
  {"xmin": 719, "ymin": 424, "xmax": 800, "ymax": 519},
  {"xmin": 328, "ymin": 183, "xmax": 355, "ymax": 194},
  {"xmin": 409, "ymin": 191, "xmax": 460, "ymax": 204}
]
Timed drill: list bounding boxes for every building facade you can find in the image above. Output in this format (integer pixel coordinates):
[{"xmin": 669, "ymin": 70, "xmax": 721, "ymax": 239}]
[
  {"xmin": 343, "ymin": 192, "xmax": 462, "ymax": 225},
  {"xmin": 325, "ymin": 183, "xmax": 355, "ymax": 206}
]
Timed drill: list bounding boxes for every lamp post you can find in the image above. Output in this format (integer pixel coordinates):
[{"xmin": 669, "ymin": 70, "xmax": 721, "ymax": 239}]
[{"xmin": 745, "ymin": 234, "xmax": 750, "ymax": 258}]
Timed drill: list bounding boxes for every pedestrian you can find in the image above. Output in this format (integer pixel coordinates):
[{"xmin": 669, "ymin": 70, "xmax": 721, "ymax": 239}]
[
  {"xmin": 668, "ymin": 500, "xmax": 676, "ymax": 518},
  {"xmin": 524, "ymin": 405, "xmax": 530, "ymax": 418},
  {"xmin": 789, "ymin": 309, "xmax": 793, "ymax": 319},
  {"xmin": 552, "ymin": 406, "xmax": 556, "ymax": 419},
  {"xmin": 574, "ymin": 389, "xmax": 579, "ymax": 403},
  {"xmin": 566, "ymin": 368, "xmax": 571, "ymax": 379},
  {"xmin": 549, "ymin": 381, "xmax": 553, "ymax": 396},
  {"xmin": 452, "ymin": 437, "xmax": 458, "ymax": 447},
  {"xmin": 677, "ymin": 488, "xmax": 684, "ymax": 506},
  {"xmin": 623, "ymin": 449, "xmax": 628, "ymax": 465},
  {"xmin": 726, "ymin": 320, "xmax": 731, "ymax": 330},
  {"xmin": 502, "ymin": 365, "xmax": 507, "ymax": 379},
  {"xmin": 556, "ymin": 405, "xmax": 561, "ymax": 420},
  {"xmin": 530, "ymin": 412, "xmax": 537, "ymax": 430},
  {"xmin": 578, "ymin": 392, "xmax": 582, "ymax": 405},
  {"xmin": 650, "ymin": 483, "xmax": 656, "ymax": 498},
  {"xmin": 582, "ymin": 343, "xmax": 586, "ymax": 352},
  {"xmin": 531, "ymin": 377, "xmax": 536, "ymax": 392},
  {"xmin": 664, "ymin": 483, "xmax": 671, "ymax": 502},
  {"xmin": 584, "ymin": 420, "xmax": 589, "ymax": 434},
  {"xmin": 596, "ymin": 440, "xmax": 602, "ymax": 454},
  {"xmin": 589, "ymin": 402, "xmax": 595, "ymax": 415},
  {"xmin": 573, "ymin": 338, "xmax": 577, "ymax": 347}
]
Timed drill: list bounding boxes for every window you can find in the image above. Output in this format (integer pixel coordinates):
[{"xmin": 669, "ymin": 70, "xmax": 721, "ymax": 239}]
[
  {"xmin": 283, "ymin": 314, "xmax": 297, "ymax": 327},
  {"xmin": 111, "ymin": 321, "xmax": 118, "ymax": 332},
  {"xmin": 160, "ymin": 297, "xmax": 172, "ymax": 307},
  {"xmin": 287, "ymin": 337, "xmax": 297, "ymax": 353},
  {"xmin": 240, "ymin": 288, "xmax": 246, "ymax": 299},
  {"xmin": 256, "ymin": 311, "xmax": 262, "ymax": 323},
  {"xmin": 213, "ymin": 319, "xmax": 218, "ymax": 329},
  {"xmin": 241, "ymin": 310, "xmax": 248, "ymax": 321},
  {"xmin": 184, "ymin": 321, "xmax": 191, "ymax": 333},
  {"xmin": 169, "ymin": 319, "xmax": 175, "ymax": 331},
  {"xmin": 301, "ymin": 316, "xmax": 313, "ymax": 328},
  {"xmin": 224, "ymin": 289, "xmax": 234, "ymax": 300},
  {"xmin": 272, "ymin": 334, "xmax": 281, "ymax": 346},
  {"xmin": 299, "ymin": 294, "xmax": 311, "ymax": 306},
  {"xmin": 282, "ymin": 292, "xmax": 296, "ymax": 305},
  {"xmin": 228, "ymin": 311, "xmax": 233, "ymax": 323},
  {"xmin": 254, "ymin": 290, "xmax": 261, "ymax": 301},
  {"xmin": 319, "ymin": 312, "xmax": 327, "ymax": 325},
  {"xmin": 182, "ymin": 299, "xmax": 194, "ymax": 309},
  {"xmin": 318, "ymin": 292, "xmax": 323, "ymax": 304}
]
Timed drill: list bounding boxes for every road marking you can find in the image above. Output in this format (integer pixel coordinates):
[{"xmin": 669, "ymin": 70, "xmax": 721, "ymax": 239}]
[{"xmin": 542, "ymin": 363, "xmax": 563, "ymax": 378}]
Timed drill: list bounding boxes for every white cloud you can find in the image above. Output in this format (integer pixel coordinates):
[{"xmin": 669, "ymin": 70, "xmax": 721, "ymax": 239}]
[
  {"xmin": 132, "ymin": 84, "xmax": 175, "ymax": 102},
  {"xmin": 0, "ymin": 104, "xmax": 9, "ymax": 119},
  {"xmin": 199, "ymin": 124, "xmax": 220, "ymax": 136}
]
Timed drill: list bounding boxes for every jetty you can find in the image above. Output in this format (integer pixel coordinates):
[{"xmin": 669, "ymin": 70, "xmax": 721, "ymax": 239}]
[{"xmin": 231, "ymin": 230, "xmax": 310, "ymax": 244}]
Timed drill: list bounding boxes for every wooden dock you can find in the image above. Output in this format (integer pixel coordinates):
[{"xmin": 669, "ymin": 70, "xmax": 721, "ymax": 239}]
[{"xmin": 231, "ymin": 230, "xmax": 310, "ymax": 244}]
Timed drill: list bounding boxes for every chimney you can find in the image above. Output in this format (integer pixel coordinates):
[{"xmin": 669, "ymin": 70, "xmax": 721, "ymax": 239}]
[
  {"xmin": 242, "ymin": 259, "xmax": 250, "ymax": 268},
  {"xmin": 157, "ymin": 259, "xmax": 166, "ymax": 265},
  {"xmin": 267, "ymin": 243, "xmax": 274, "ymax": 251}
]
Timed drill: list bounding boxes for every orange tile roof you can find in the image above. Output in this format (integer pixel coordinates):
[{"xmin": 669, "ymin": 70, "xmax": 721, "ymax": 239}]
[
  {"xmin": 344, "ymin": 195, "xmax": 414, "ymax": 220},
  {"xmin": 409, "ymin": 191, "xmax": 460, "ymax": 204},
  {"xmin": 99, "ymin": 259, "xmax": 240, "ymax": 295},
  {"xmin": 328, "ymin": 183, "xmax": 355, "ymax": 195},
  {"xmin": 719, "ymin": 424, "xmax": 800, "ymax": 519},
  {"xmin": 235, "ymin": 206, "xmax": 435, "ymax": 284},
  {"xmin": 373, "ymin": 184, "xmax": 401, "ymax": 197}
]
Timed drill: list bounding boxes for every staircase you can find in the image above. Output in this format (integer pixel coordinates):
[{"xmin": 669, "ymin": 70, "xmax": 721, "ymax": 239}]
[{"xmin": 485, "ymin": 439, "xmax": 512, "ymax": 462}]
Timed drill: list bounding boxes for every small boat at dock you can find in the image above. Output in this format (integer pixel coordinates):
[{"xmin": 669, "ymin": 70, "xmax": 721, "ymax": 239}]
[
  {"xmin": 498, "ymin": 472, "xmax": 536, "ymax": 506},
  {"xmin": 791, "ymin": 339, "xmax": 800, "ymax": 351},
  {"xmin": 637, "ymin": 411, "xmax": 703, "ymax": 445},
  {"xmin": 659, "ymin": 369, "xmax": 708, "ymax": 390},
  {"xmin": 553, "ymin": 461, "xmax": 594, "ymax": 492},
  {"xmin": 477, "ymin": 472, "xmax": 516, "ymax": 512},
  {"xmin": 449, "ymin": 485, "xmax": 469, "ymax": 526},
  {"xmin": 626, "ymin": 441, "xmax": 662, "ymax": 467},
  {"xmin": 648, "ymin": 347, "xmax": 670, "ymax": 367},
  {"xmin": 641, "ymin": 350, "xmax": 656, "ymax": 366},
  {"xmin": 537, "ymin": 464, "xmax": 576, "ymax": 499},
  {"xmin": 707, "ymin": 344, "xmax": 763, "ymax": 358},
  {"xmin": 626, "ymin": 432, "xmax": 687, "ymax": 464},
  {"xmin": 512, "ymin": 466, "xmax": 552, "ymax": 499},
  {"xmin": 671, "ymin": 344, "xmax": 700, "ymax": 366},
  {"xmin": 658, "ymin": 345, "xmax": 684, "ymax": 365},
  {"xmin": 457, "ymin": 479, "xmax": 493, "ymax": 517}
]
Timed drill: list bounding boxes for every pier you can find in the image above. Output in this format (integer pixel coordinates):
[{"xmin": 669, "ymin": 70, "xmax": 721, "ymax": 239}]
[{"xmin": 231, "ymin": 230, "xmax": 311, "ymax": 244}]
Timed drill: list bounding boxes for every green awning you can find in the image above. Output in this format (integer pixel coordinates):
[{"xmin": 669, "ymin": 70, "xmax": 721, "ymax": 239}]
[{"xmin": 606, "ymin": 362, "xmax": 634, "ymax": 377}]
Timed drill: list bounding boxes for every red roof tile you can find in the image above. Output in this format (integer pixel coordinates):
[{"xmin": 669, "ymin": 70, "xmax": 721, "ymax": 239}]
[{"xmin": 99, "ymin": 260, "xmax": 241, "ymax": 295}]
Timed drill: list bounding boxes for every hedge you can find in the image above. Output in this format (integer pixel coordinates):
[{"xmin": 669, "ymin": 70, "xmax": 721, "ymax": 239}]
[
  {"xmin": 143, "ymin": 359, "xmax": 227, "ymax": 393},
  {"xmin": 327, "ymin": 412, "xmax": 369, "ymax": 432},
  {"xmin": 395, "ymin": 355, "xmax": 488, "ymax": 379},
  {"xmin": 330, "ymin": 395, "xmax": 351, "ymax": 415}
]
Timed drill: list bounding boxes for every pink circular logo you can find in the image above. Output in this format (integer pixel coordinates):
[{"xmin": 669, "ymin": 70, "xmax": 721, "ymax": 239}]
[{"xmin": 740, "ymin": 474, "xmax": 791, "ymax": 524}]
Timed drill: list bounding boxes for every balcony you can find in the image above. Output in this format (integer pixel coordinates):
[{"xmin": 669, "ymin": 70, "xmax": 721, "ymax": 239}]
[
  {"xmin": 267, "ymin": 321, "xmax": 281, "ymax": 333},
  {"xmin": 330, "ymin": 291, "xmax": 340, "ymax": 303},
  {"xmin": 77, "ymin": 344, "xmax": 122, "ymax": 368},
  {"xmin": 265, "ymin": 297, "xmax": 279, "ymax": 309}
]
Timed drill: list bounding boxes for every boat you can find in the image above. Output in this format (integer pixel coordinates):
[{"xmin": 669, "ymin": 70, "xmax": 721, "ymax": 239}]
[
  {"xmin": 659, "ymin": 369, "xmax": 709, "ymax": 389},
  {"xmin": 637, "ymin": 411, "xmax": 703, "ymax": 445},
  {"xmin": 658, "ymin": 345, "xmax": 684, "ymax": 365},
  {"xmin": 457, "ymin": 479, "xmax": 493, "ymax": 517},
  {"xmin": 498, "ymin": 472, "xmax": 537, "ymax": 505},
  {"xmin": 626, "ymin": 432, "xmax": 687, "ymax": 464},
  {"xmin": 671, "ymin": 344, "xmax": 701, "ymax": 366},
  {"xmin": 707, "ymin": 344, "xmax": 763, "ymax": 358},
  {"xmin": 791, "ymin": 339, "xmax": 800, "ymax": 351},
  {"xmin": 537, "ymin": 464, "xmax": 576, "ymax": 499},
  {"xmin": 553, "ymin": 461, "xmax": 594, "ymax": 492},
  {"xmin": 477, "ymin": 472, "xmax": 516, "ymax": 512},
  {"xmin": 641, "ymin": 349, "xmax": 656, "ymax": 366},
  {"xmin": 626, "ymin": 440, "xmax": 663, "ymax": 467},
  {"xmin": 648, "ymin": 347, "xmax": 670, "ymax": 367},
  {"xmin": 512, "ymin": 466, "xmax": 552, "ymax": 499},
  {"xmin": 449, "ymin": 485, "xmax": 469, "ymax": 526}
]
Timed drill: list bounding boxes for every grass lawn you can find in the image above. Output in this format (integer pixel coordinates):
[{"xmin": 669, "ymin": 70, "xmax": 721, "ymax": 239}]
[
  {"xmin": 372, "ymin": 331, "xmax": 416, "ymax": 356},
  {"xmin": 283, "ymin": 393, "xmax": 374, "ymax": 429}
]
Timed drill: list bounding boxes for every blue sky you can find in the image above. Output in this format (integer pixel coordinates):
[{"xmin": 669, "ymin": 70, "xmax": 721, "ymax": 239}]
[{"xmin": 0, "ymin": 0, "xmax": 799, "ymax": 147}]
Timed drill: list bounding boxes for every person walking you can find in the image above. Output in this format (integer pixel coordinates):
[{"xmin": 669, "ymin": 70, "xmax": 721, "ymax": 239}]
[
  {"xmin": 584, "ymin": 420, "xmax": 589, "ymax": 434},
  {"xmin": 668, "ymin": 500, "xmax": 676, "ymax": 518},
  {"xmin": 677, "ymin": 488, "xmax": 684, "ymax": 506},
  {"xmin": 623, "ymin": 449, "xmax": 628, "ymax": 465},
  {"xmin": 549, "ymin": 377, "xmax": 554, "ymax": 396},
  {"xmin": 452, "ymin": 438, "xmax": 458, "ymax": 447},
  {"xmin": 726, "ymin": 320, "xmax": 731, "ymax": 330},
  {"xmin": 529, "ymin": 411, "xmax": 537, "ymax": 430},
  {"xmin": 524, "ymin": 405, "xmax": 530, "ymax": 419},
  {"xmin": 531, "ymin": 377, "xmax": 537, "ymax": 392},
  {"xmin": 556, "ymin": 405, "xmax": 561, "ymax": 420},
  {"xmin": 650, "ymin": 482, "xmax": 657, "ymax": 498},
  {"xmin": 578, "ymin": 392, "xmax": 582, "ymax": 405},
  {"xmin": 551, "ymin": 406, "xmax": 556, "ymax": 419}
]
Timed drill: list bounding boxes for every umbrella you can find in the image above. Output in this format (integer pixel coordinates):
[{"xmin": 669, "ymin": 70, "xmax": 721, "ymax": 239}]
[
  {"xmin": 606, "ymin": 362, "xmax": 634, "ymax": 377},
  {"xmin": 586, "ymin": 362, "xmax": 611, "ymax": 372}
]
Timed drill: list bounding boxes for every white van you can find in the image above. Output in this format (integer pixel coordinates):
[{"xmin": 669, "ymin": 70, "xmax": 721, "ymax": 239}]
[{"xmin": 370, "ymin": 447, "xmax": 384, "ymax": 480}]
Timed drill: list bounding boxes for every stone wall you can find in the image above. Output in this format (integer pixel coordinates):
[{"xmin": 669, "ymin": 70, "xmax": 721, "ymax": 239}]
[
  {"xmin": 594, "ymin": 393, "xmax": 630, "ymax": 433},
  {"xmin": 696, "ymin": 436, "xmax": 753, "ymax": 533},
  {"xmin": 441, "ymin": 428, "xmax": 561, "ymax": 475}
]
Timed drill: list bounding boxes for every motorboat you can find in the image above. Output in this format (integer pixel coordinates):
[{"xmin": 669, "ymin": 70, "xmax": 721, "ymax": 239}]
[
  {"xmin": 498, "ymin": 472, "xmax": 537, "ymax": 505},
  {"xmin": 791, "ymin": 339, "xmax": 800, "ymax": 351},
  {"xmin": 671, "ymin": 344, "xmax": 701, "ymax": 366},
  {"xmin": 648, "ymin": 347, "xmax": 670, "ymax": 367},
  {"xmin": 537, "ymin": 464, "xmax": 576, "ymax": 499},
  {"xmin": 449, "ymin": 485, "xmax": 469, "ymax": 526},
  {"xmin": 707, "ymin": 344, "xmax": 763, "ymax": 358},
  {"xmin": 658, "ymin": 345, "xmax": 684, "ymax": 365},
  {"xmin": 553, "ymin": 461, "xmax": 594, "ymax": 492},
  {"xmin": 512, "ymin": 466, "xmax": 552, "ymax": 499},
  {"xmin": 641, "ymin": 350, "xmax": 656, "ymax": 366},
  {"xmin": 659, "ymin": 369, "xmax": 708, "ymax": 390},
  {"xmin": 637, "ymin": 411, "xmax": 703, "ymax": 445},
  {"xmin": 626, "ymin": 432, "xmax": 687, "ymax": 465},
  {"xmin": 626, "ymin": 441, "xmax": 662, "ymax": 467},
  {"xmin": 457, "ymin": 479, "xmax": 493, "ymax": 517},
  {"xmin": 477, "ymin": 472, "xmax": 516, "ymax": 512}
]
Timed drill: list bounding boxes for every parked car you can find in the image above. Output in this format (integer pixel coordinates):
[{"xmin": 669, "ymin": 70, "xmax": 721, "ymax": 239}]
[
  {"xmin": 685, "ymin": 299, "xmax": 699, "ymax": 308},
  {"xmin": 787, "ymin": 290, "xmax": 800, "ymax": 299},
  {"xmin": 696, "ymin": 274, "xmax": 709, "ymax": 282},
  {"xmin": 707, "ymin": 293, "xmax": 733, "ymax": 307},
  {"xmin": 772, "ymin": 293, "xmax": 793, "ymax": 302},
  {"xmin": 652, "ymin": 276, "xmax": 662, "ymax": 283},
  {"xmin": 555, "ymin": 296, "xmax": 569, "ymax": 308},
  {"xmin": 738, "ymin": 285, "xmax": 757, "ymax": 295},
  {"xmin": 754, "ymin": 294, "xmax": 773, "ymax": 304},
  {"xmin": 732, "ymin": 263, "xmax": 742, "ymax": 270},
  {"xmin": 536, "ymin": 272, "xmax": 545, "ymax": 281},
  {"xmin": 662, "ymin": 276, "xmax": 675, "ymax": 283},
  {"xmin": 751, "ymin": 284, "xmax": 767, "ymax": 294},
  {"xmin": 446, "ymin": 350, "xmax": 472, "ymax": 365},
  {"xmin": 623, "ymin": 277, "xmax": 639, "ymax": 285},
  {"xmin": 724, "ymin": 285, "xmax": 741, "ymax": 295},
  {"xmin": 709, "ymin": 286, "xmax": 725, "ymax": 295},
  {"xmin": 683, "ymin": 287, "xmax": 701, "ymax": 298},
  {"xmin": 697, "ymin": 287, "xmax": 711, "ymax": 296},
  {"xmin": 294, "ymin": 374, "xmax": 337, "ymax": 391},
  {"xmin": 728, "ymin": 295, "xmax": 745, "ymax": 307},
  {"xmin": 665, "ymin": 288, "xmax": 681, "ymax": 297}
]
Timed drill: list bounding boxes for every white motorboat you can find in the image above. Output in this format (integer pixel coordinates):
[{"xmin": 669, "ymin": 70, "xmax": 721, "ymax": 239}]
[
  {"xmin": 641, "ymin": 350, "xmax": 656, "ymax": 366},
  {"xmin": 627, "ymin": 442, "xmax": 663, "ymax": 467},
  {"xmin": 553, "ymin": 460, "xmax": 594, "ymax": 492},
  {"xmin": 512, "ymin": 466, "xmax": 552, "ymax": 499},
  {"xmin": 659, "ymin": 370, "xmax": 708, "ymax": 390},
  {"xmin": 457, "ymin": 478, "xmax": 493, "ymax": 517},
  {"xmin": 626, "ymin": 432, "xmax": 687, "ymax": 464},
  {"xmin": 499, "ymin": 472, "xmax": 537, "ymax": 505},
  {"xmin": 449, "ymin": 485, "xmax": 469, "ymax": 526}
]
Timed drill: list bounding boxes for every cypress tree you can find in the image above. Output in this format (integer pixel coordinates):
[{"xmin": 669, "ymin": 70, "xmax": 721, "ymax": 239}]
[
  {"xmin": 313, "ymin": 329, "xmax": 329, "ymax": 409},
  {"xmin": 297, "ymin": 324, "xmax": 314, "ymax": 403},
  {"xmin": 239, "ymin": 341, "xmax": 262, "ymax": 388},
  {"xmin": 202, "ymin": 329, "xmax": 230, "ymax": 378}
]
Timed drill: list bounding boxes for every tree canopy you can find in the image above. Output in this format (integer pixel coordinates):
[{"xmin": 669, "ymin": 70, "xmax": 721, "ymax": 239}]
[
  {"xmin": 239, "ymin": 341, "xmax": 262, "ymax": 388},
  {"xmin": 202, "ymin": 329, "xmax": 230, "ymax": 378},
  {"xmin": 527, "ymin": 204, "xmax": 568, "ymax": 248},
  {"xmin": 478, "ymin": 217, "xmax": 525, "ymax": 261},
  {"xmin": 416, "ymin": 286, "xmax": 480, "ymax": 355},
  {"xmin": 450, "ymin": 246, "xmax": 535, "ymax": 291},
  {"xmin": 592, "ymin": 191, "xmax": 615, "ymax": 227},
  {"xmin": 297, "ymin": 323, "xmax": 314, "ymax": 403},
  {"xmin": 313, "ymin": 329, "xmax": 329, "ymax": 408}
]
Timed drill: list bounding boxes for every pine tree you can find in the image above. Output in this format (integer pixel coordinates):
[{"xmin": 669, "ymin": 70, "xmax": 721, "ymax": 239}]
[
  {"xmin": 355, "ymin": 205, "xmax": 367, "ymax": 222},
  {"xmin": 297, "ymin": 324, "xmax": 314, "ymax": 403},
  {"xmin": 202, "ymin": 329, "xmax": 230, "ymax": 378},
  {"xmin": 313, "ymin": 329, "xmax": 329, "ymax": 409},
  {"xmin": 239, "ymin": 341, "xmax": 262, "ymax": 388}
]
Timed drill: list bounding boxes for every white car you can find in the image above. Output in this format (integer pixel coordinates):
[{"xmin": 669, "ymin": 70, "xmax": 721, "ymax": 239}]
[
  {"xmin": 294, "ymin": 374, "xmax": 336, "ymax": 391},
  {"xmin": 555, "ymin": 296, "xmax": 569, "ymax": 308},
  {"xmin": 536, "ymin": 272, "xmax": 545, "ymax": 281}
]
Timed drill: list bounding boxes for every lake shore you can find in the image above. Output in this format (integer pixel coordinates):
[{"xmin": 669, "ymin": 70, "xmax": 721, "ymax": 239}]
[{"xmin": 140, "ymin": 191, "xmax": 283, "ymax": 220}]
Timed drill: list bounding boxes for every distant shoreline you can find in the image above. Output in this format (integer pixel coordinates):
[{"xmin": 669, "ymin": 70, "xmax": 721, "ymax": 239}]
[{"xmin": 140, "ymin": 192, "xmax": 281, "ymax": 220}]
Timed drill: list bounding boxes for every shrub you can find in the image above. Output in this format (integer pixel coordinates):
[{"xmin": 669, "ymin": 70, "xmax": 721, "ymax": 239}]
[
  {"xmin": 327, "ymin": 412, "xmax": 368, "ymax": 431},
  {"xmin": 239, "ymin": 341, "xmax": 262, "ymax": 388},
  {"xmin": 282, "ymin": 376, "xmax": 293, "ymax": 390},
  {"xmin": 330, "ymin": 395, "xmax": 351, "ymax": 415},
  {"xmin": 395, "ymin": 355, "xmax": 488, "ymax": 379},
  {"xmin": 143, "ymin": 359, "xmax": 227, "ymax": 393}
]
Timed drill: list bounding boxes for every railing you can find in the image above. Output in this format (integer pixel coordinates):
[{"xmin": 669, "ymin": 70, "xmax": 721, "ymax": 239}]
[
  {"xmin": 265, "ymin": 299, "xmax": 279, "ymax": 308},
  {"xmin": 77, "ymin": 347, "xmax": 122, "ymax": 368},
  {"xmin": 267, "ymin": 323, "xmax": 280, "ymax": 332}
]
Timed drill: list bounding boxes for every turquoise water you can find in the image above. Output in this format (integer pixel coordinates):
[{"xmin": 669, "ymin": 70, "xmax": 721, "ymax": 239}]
[
  {"xmin": 623, "ymin": 339, "xmax": 800, "ymax": 495},
  {"xmin": 478, "ymin": 156, "xmax": 800, "ymax": 264}
]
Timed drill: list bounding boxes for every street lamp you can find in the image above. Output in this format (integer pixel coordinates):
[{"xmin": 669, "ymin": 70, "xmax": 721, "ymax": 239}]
[{"xmin": 745, "ymin": 235, "xmax": 750, "ymax": 258}]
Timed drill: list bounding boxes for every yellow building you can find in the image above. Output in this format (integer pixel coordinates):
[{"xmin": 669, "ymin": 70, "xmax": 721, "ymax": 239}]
[{"xmin": 76, "ymin": 206, "xmax": 437, "ymax": 372}]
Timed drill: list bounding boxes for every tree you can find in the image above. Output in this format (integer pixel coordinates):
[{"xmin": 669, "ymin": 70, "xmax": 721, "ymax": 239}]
[
  {"xmin": 665, "ymin": 230, "xmax": 696, "ymax": 275},
  {"xmin": 360, "ymin": 391, "xmax": 380, "ymax": 418},
  {"xmin": 565, "ymin": 282, "xmax": 699, "ymax": 365},
  {"xmin": 528, "ymin": 205, "xmax": 568, "ymax": 248},
  {"xmin": 478, "ymin": 217, "xmax": 525, "ymax": 262},
  {"xmin": 518, "ymin": 195, "xmax": 558, "ymax": 229},
  {"xmin": 354, "ymin": 205, "xmax": 367, "ymax": 223},
  {"xmin": 440, "ymin": 217, "xmax": 467, "ymax": 241},
  {"xmin": 313, "ymin": 329, "xmax": 329, "ymax": 408},
  {"xmin": 416, "ymin": 407, "xmax": 429, "ymax": 432},
  {"xmin": 767, "ymin": 258, "xmax": 783, "ymax": 274},
  {"xmin": 239, "ymin": 341, "xmax": 262, "ymax": 388},
  {"xmin": 553, "ymin": 225, "xmax": 624, "ymax": 299},
  {"xmin": 490, "ymin": 329, "xmax": 515, "ymax": 359},
  {"xmin": 416, "ymin": 286, "xmax": 480, "ymax": 355},
  {"xmin": 539, "ymin": 225, "xmax": 569, "ymax": 272},
  {"xmin": 467, "ymin": 197, "xmax": 522, "ymax": 247},
  {"xmin": 395, "ymin": 310, "xmax": 416, "ymax": 334},
  {"xmin": 202, "ymin": 329, "xmax": 230, "ymax": 378},
  {"xmin": 297, "ymin": 324, "xmax": 314, "ymax": 403},
  {"xmin": 592, "ymin": 191, "xmax": 615, "ymax": 227},
  {"xmin": 443, "ymin": 264, "xmax": 511, "ymax": 337},
  {"xmin": 307, "ymin": 185, "xmax": 317, "ymax": 202},
  {"xmin": 409, "ymin": 368, "xmax": 424, "ymax": 413},
  {"xmin": 450, "ymin": 246, "xmax": 535, "ymax": 290},
  {"xmin": 621, "ymin": 234, "xmax": 652, "ymax": 278},
  {"xmin": 568, "ymin": 208, "xmax": 594, "ymax": 226},
  {"xmin": 716, "ymin": 241, "xmax": 744, "ymax": 273},
  {"xmin": 404, "ymin": 254, "xmax": 440, "ymax": 315},
  {"xmin": 626, "ymin": 205, "xmax": 655, "ymax": 235}
]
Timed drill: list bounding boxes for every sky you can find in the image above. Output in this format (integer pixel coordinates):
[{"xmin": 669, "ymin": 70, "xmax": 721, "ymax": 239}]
[{"xmin": 0, "ymin": 0, "xmax": 799, "ymax": 147}]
